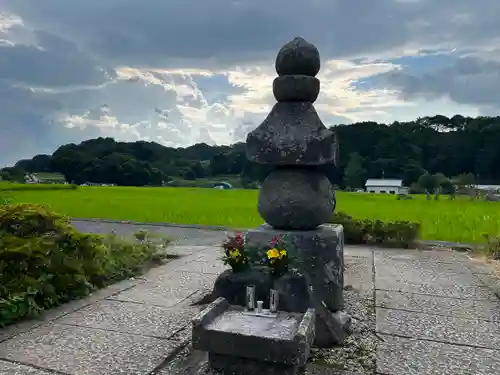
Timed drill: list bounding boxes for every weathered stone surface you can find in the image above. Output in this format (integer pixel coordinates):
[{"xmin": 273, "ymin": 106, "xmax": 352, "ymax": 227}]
[
  {"xmin": 246, "ymin": 223, "xmax": 344, "ymax": 311},
  {"xmin": 275, "ymin": 37, "xmax": 320, "ymax": 77},
  {"xmin": 344, "ymin": 258, "xmax": 373, "ymax": 302},
  {"xmin": 376, "ymin": 277, "xmax": 498, "ymax": 300},
  {"xmin": 376, "ymin": 290, "xmax": 500, "ymax": 322},
  {"xmin": 192, "ymin": 298, "xmax": 315, "ymax": 373},
  {"xmin": 246, "ymin": 102, "xmax": 336, "ymax": 166},
  {"xmin": 374, "ymin": 253, "xmax": 480, "ymax": 285},
  {"xmin": 0, "ymin": 323, "xmax": 179, "ymax": 375},
  {"xmin": 376, "ymin": 308, "xmax": 500, "ymax": 349},
  {"xmin": 55, "ymin": 299, "xmax": 198, "ymax": 338},
  {"xmin": 258, "ymin": 168, "xmax": 334, "ymax": 230},
  {"xmin": 377, "ymin": 334, "xmax": 500, "ymax": 375},
  {"xmin": 273, "ymin": 75, "xmax": 320, "ymax": 102},
  {"xmin": 0, "ymin": 360, "xmax": 54, "ymax": 374},
  {"xmin": 108, "ymin": 271, "xmax": 217, "ymax": 307},
  {"xmin": 212, "ymin": 268, "xmax": 273, "ymax": 307}
]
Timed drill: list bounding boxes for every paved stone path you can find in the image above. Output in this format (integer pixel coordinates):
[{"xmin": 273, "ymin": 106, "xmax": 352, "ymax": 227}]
[{"xmin": 1, "ymin": 222, "xmax": 499, "ymax": 374}]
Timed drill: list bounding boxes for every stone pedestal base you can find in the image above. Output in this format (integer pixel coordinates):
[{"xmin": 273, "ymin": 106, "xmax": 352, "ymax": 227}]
[
  {"xmin": 209, "ymin": 353, "xmax": 304, "ymax": 375},
  {"xmin": 244, "ymin": 223, "xmax": 349, "ymax": 347},
  {"xmin": 245, "ymin": 223, "xmax": 344, "ymax": 311}
]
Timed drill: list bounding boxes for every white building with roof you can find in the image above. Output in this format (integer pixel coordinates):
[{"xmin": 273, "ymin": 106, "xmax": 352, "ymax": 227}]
[{"xmin": 365, "ymin": 179, "xmax": 408, "ymax": 195}]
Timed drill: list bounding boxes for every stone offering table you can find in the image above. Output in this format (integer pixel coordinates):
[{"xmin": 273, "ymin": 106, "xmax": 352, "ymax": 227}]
[{"xmin": 192, "ymin": 297, "xmax": 315, "ymax": 375}]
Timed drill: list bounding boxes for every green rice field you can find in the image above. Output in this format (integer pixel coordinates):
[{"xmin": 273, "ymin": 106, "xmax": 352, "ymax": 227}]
[{"xmin": 2, "ymin": 184, "xmax": 500, "ymax": 244}]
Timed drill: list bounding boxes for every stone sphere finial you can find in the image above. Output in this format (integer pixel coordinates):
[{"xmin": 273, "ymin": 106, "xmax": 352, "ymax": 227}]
[{"xmin": 275, "ymin": 37, "xmax": 321, "ymax": 77}]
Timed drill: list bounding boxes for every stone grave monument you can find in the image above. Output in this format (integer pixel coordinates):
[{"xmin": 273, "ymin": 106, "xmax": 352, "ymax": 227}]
[{"xmin": 209, "ymin": 37, "xmax": 349, "ymax": 350}]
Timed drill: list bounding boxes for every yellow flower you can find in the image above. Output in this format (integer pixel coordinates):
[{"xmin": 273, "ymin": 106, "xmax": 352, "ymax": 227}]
[
  {"xmin": 267, "ymin": 248, "xmax": 280, "ymax": 259},
  {"xmin": 279, "ymin": 249, "xmax": 287, "ymax": 257},
  {"xmin": 230, "ymin": 249, "xmax": 241, "ymax": 258}
]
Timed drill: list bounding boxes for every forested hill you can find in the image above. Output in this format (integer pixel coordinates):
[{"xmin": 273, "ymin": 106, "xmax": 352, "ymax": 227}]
[{"xmin": 3, "ymin": 114, "xmax": 500, "ymax": 187}]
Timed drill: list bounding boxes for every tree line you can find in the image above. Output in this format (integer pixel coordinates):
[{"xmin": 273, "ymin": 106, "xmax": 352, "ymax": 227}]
[{"xmin": 2, "ymin": 114, "xmax": 500, "ymax": 188}]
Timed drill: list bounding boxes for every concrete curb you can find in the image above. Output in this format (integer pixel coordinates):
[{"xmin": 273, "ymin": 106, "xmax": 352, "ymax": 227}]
[{"xmin": 418, "ymin": 240, "xmax": 480, "ymax": 251}]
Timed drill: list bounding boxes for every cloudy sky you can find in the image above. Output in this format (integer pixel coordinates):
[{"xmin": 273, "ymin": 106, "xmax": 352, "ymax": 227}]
[{"xmin": 0, "ymin": 0, "xmax": 499, "ymax": 166}]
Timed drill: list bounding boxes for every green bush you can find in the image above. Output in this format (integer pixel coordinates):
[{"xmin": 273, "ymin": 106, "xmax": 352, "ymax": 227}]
[
  {"xmin": 330, "ymin": 212, "xmax": 420, "ymax": 248},
  {"xmin": 0, "ymin": 203, "xmax": 169, "ymax": 326}
]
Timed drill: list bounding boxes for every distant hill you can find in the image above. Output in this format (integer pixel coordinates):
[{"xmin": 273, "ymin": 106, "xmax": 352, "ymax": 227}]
[{"xmin": 3, "ymin": 114, "xmax": 500, "ymax": 187}]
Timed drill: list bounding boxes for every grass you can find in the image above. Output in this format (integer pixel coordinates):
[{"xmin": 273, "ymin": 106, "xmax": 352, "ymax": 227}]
[
  {"xmin": 0, "ymin": 182, "xmax": 75, "ymax": 191},
  {"xmin": 3, "ymin": 186, "xmax": 500, "ymax": 244}
]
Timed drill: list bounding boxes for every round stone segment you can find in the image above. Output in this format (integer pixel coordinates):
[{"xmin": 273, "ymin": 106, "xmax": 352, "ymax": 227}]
[
  {"xmin": 275, "ymin": 37, "xmax": 320, "ymax": 77},
  {"xmin": 273, "ymin": 75, "xmax": 320, "ymax": 102},
  {"xmin": 258, "ymin": 168, "xmax": 335, "ymax": 230}
]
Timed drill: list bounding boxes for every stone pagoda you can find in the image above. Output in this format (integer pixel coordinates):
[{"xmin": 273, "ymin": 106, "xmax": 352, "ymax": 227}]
[
  {"xmin": 246, "ymin": 37, "xmax": 337, "ymax": 230},
  {"xmin": 212, "ymin": 37, "xmax": 349, "ymax": 348}
]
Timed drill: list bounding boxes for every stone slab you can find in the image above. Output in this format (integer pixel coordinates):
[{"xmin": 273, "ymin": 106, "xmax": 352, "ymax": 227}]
[
  {"xmin": 374, "ymin": 249, "xmax": 465, "ymax": 264},
  {"xmin": 475, "ymin": 272, "xmax": 500, "ymax": 298},
  {"xmin": 376, "ymin": 308, "xmax": 500, "ymax": 349},
  {"xmin": 172, "ymin": 251, "xmax": 229, "ymax": 275},
  {"xmin": 343, "ymin": 246, "xmax": 373, "ymax": 259},
  {"xmin": 375, "ymin": 278, "xmax": 498, "ymax": 300},
  {"xmin": 193, "ymin": 300, "xmax": 315, "ymax": 366},
  {"xmin": 0, "ymin": 361, "xmax": 54, "ymax": 375},
  {"xmin": 375, "ymin": 262, "xmax": 481, "ymax": 287},
  {"xmin": 376, "ymin": 290, "xmax": 500, "ymax": 322},
  {"xmin": 108, "ymin": 271, "xmax": 217, "ymax": 307},
  {"xmin": 375, "ymin": 255, "xmax": 473, "ymax": 275},
  {"xmin": 55, "ymin": 299, "xmax": 199, "ymax": 338},
  {"xmin": 0, "ymin": 323, "xmax": 180, "ymax": 375},
  {"xmin": 377, "ymin": 334, "xmax": 500, "ymax": 375},
  {"xmin": 465, "ymin": 256, "xmax": 500, "ymax": 274},
  {"xmin": 344, "ymin": 255, "xmax": 373, "ymax": 298}
]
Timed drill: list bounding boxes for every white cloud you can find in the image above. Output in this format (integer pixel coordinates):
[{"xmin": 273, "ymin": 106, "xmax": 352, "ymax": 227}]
[{"xmin": 0, "ymin": 0, "xmax": 499, "ymax": 166}]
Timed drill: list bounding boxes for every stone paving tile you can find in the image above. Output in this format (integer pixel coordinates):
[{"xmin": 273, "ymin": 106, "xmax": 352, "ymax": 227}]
[
  {"xmin": 377, "ymin": 334, "xmax": 500, "ymax": 375},
  {"xmin": 343, "ymin": 246, "xmax": 373, "ymax": 258},
  {"xmin": 55, "ymin": 299, "xmax": 200, "ymax": 339},
  {"xmin": 375, "ymin": 256, "xmax": 473, "ymax": 275},
  {"xmin": 0, "ymin": 323, "xmax": 180, "ymax": 375},
  {"xmin": 107, "ymin": 271, "xmax": 217, "ymax": 307},
  {"xmin": 172, "ymin": 252, "xmax": 229, "ymax": 275},
  {"xmin": 376, "ymin": 308, "xmax": 500, "ymax": 349},
  {"xmin": 376, "ymin": 260, "xmax": 473, "ymax": 274},
  {"xmin": 0, "ymin": 360, "xmax": 54, "ymax": 375},
  {"xmin": 167, "ymin": 245, "xmax": 215, "ymax": 257},
  {"xmin": 475, "ymin": 272, "xmax": 500, "ymax": 297},
  {"xmin": 376, "ymin": 272, "xmax": 483, "ymax": 287},
  {"xmin": 375, "ymin": 277, "xmax": 498, "ymax": 300},
  {"xmin": 465, "ymin": 256, "xmax": 500, "ymax": 275},
  {"xmin": 374, "ymin": 249, "xmax": 464, "ymax": 264},
  {"xmin": 344, "ymin": 255, "xmax": 373, "ymax": 298},
  {"xmin": 376, "ymin": 290, "xmax": 500, "ymax": 322}
]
